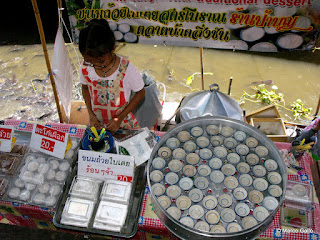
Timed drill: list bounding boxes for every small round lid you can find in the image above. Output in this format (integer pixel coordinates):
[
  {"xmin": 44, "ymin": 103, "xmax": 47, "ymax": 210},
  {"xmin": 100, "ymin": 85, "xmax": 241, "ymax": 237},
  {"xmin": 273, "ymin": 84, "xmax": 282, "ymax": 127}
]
[
  {"xmin": 190, "ymin": 126, "xmax": 204, "ymax": 137},
  {"xmin": 242, "ymin": 216, "xmax": 258, "ymax": 229},
  {"xmin": 246, "ymin": 153, "xmax": 260, "ymax": 165},
  {"xmin": 189, "ymin": 188, "xmax": 204, "ymax": 203},
  {"xmin": 168, "ymin": 160, "xmax": 183, "ymax": 172},
  {"xmin": 227, "ymin": 223, "xmax": 242, "ymax": 233},
  {"xmin": 221, "ymin": 126, "xmax": 234, "ymax": 137},
  {"xmin": 268, "ymin": 185, "xmax": 283, "ymax": 197},
  {"xmin": 150, "ymin": 170, "xmax": 164, "ymax": 183},
  {"xmin": 179, "ymin": 177, "xmax": 194, "ymax": 190},
  {"xmin": 176, "ymin": 196, "xmax": 192, "ymax": 210},
  {"xmin": 194, "ymin": 177, "xmax": 209, "ymax": 190},
  {"xmin": 166, "ymin": 137, "xmax": 180, "ymax": 149},
  {"xmin": 189, "ymin": 205, "xmax": 205, "ymax": 219},
  {"xmin": 210, "ymin": 225, "xmax": 226, "ymax": 233},
  {"xmin": 237, "ymin": 162, "xmax": 250, "ymax": 174},
  {"xmin": 253, "ymin": 165, "xmax": 267, "ymax": 177},
  {"xmin": 246, "ymin": 137, "xmax": 258, "ymax": 148},
  {"xmin": 221, "ymin": 164, "xmax": 236, "ymax": 176},
  {"xmin": 209, "ymin": 158, "xmax": 223, "ymax": 170},
  {"xmin": 235, "ymin": 202, "xmax": 250, "ymax": 217},
  {"xmin": 202, "ymin": 195, "xmax": 218, "ymax": 210},
  {"xmin": 196, "ymin": 136, "xmax": 210, "ymax": 148},
  {"xmin": 218, "ymin": 194, "xmax": 233, "ymax": 207},
  {"xmin": 233, "ymin": 187, "xmax": 248, "ymax": 200},
  {"xmin": 183, "ymin": 141, "xmax": 197, "ymax": 153},
  {"xmin": 221, "ymin": 208, "xmax": 236, "ymax": 222},
  {"xmin": 151, "ymin": 183, "xmax": 166, "ymax": 196},
  {"xmin": 205, "ymin": 210, "xmax": 220, "ymax": 224},
  {"xmin": 157, "ymin": 195, "xmax": 171, "ymax": 209},
  {"xmin": 186, "ymin": 153, "xmax": 200, "ymax": 165},
  {"xmin": 224, "ymin": 176, "xmax": 239, "ymax": 189},
  {"xmin": 166, "ymin": 185, "xmax": 182, "ymax": 198},
  {"xmin": 227, "ymin": 153, "xmax": 241, "ymax": 164},
  {"xmin": 213, "ymin": 146, "xmax": 228, "ymax": 158},
  {"xmin": 234, "ymin": 131, "xmax": 247, "ymax": 142},
  {"xmin": 179, "ymin": 216, "xmax": 194, "ymax": 228},
  {"xmin": 210, "ymin": 136, "xmax": 223, "ymax": 146},
  {"xmin": 167, "ymin": 206, "xmax": 181, "ymax": 220},
  {"xmin": 267, "ymin": 172, "xmax": 282, "ymax": 185},
  {"xmin": 177, "ymin": 131, "xmax": 191, "ymax": 142},
  {"xmin": 224, "ymin": 137, "xmax": 238, "ymax": 149},
  {"xmin": 263, "ymin": 196, "xmax": 279, "ymax": 211},
  {"xmin": 255, "ymin": 146, "xmax": 269, "ymax": 157},
  {"xmin": 264, "ymin": 159, "xmax": 278, "ymax": 171},
  {"xmin": 253, "ymin": 178, "xmax": 268, "ymax": 191},
  {"xmin": 165, "ymin": 172, "xmax": 179, "ymax": 185},
  {"xmin": 249, "ymin": 190, "xmax": 264, "ymax": 204},
  {"xmin": 158, "ymin": 146, "xmax": 172, "ymax": 159},
  {"xmin": 197, "ymin": 165, "xmax": 211, "ymax": 177},
  {"xmin": 194, "ymin": 221, "xmax": 210, "ymax": 232},
  {"xmin": 236, "ymin": 144, "xmax": 250, "ymax": 155},
  {"xmin": 183, "ymin": 165, "xmax": 197, "ymax": 177},
  {"xmin": 253, "ymin": 206, "xmax": 269, "ymax": 222},
  {"xmin": 152, "ymin": 157, "xmax": 166, "ymax": 170},
  {"xmin": 206, "ymin": 125, "xmax": 219, "ymax": 135},
  {"xmin": 199, "ymin": 148, "xmax": 213, "ymax": 160},
  {"xmin": 172, "ymin": 148, "xmax": 186, "ymax": 160},
  {"xmin": 210, "ymin": 170, "xmax": 225, "ymax": 184},
  {"xmin": 239, "ymin": 174, "xmax": 253, "ymax": 187}
]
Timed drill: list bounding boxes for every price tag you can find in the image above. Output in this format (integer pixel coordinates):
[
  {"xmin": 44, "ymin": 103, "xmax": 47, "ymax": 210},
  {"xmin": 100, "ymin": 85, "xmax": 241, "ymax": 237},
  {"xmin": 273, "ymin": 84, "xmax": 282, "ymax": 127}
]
[
  {"xmin": 0, "ymin": 126, "xmax": 14, "ymax": 152},
  {"xmin": 30, "ymin": 124, "xmax": 69, "ymax": 159},
  {"xmin": 78, "ymin": 150, "xmax": 134, "ymax": 182}
]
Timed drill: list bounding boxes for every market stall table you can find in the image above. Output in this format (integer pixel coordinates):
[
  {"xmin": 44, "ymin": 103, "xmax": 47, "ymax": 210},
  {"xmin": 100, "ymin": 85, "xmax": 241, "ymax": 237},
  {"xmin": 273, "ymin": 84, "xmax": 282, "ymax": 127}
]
[{"xmin": 0, "ymin": 120, "xmax": 319, "ymax": 240}]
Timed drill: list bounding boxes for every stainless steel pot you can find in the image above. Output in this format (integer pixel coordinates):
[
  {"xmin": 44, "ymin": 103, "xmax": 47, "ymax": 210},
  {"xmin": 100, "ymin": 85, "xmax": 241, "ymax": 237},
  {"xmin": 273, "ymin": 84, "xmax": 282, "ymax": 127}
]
[{"xmin": 147, "ymin": 116, "xmax": 287, "ymax": 240}]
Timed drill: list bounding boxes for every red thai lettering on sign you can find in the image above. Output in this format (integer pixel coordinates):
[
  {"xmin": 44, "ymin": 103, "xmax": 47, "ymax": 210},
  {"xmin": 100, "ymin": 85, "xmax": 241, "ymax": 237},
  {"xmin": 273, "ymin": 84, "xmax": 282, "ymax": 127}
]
[
  {"xmin": 35, "ymin": 124, "xmax": 65, "ymax": 142},
  {"xmin": 117, "ymin": 175, "xmax": 133, "ymax": 183},
  {"xmin": 40, "ymin": 138, "xmax": 55, "ymax": 152},
  {"xmin": 0, "ymin": 128, "xmax": 12, "ymax": 140}
]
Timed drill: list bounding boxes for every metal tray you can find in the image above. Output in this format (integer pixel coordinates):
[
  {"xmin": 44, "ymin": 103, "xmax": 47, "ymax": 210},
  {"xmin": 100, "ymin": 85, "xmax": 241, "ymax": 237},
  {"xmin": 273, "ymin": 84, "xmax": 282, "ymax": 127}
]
[
  {"xmin": 147, "ymin": 116, "xmax": 287, "ymax": 240},
  {"xmin": 53, "ymin": 162, "xmax": 147, "ymax": 238}
]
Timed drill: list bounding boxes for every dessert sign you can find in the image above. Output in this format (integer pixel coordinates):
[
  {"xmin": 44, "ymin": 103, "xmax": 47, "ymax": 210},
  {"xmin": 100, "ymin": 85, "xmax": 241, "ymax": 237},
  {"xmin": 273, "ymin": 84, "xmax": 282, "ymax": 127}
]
[
  {"xmin": 30, "ymin": 124, "xmax": 70, "ymax": 159},
  {"xmin": 0, "ymin": 125, "xmax": 15, "ymax": 152},
  {"xmin": 78, "ymin": 150, "xmax": 134, "ymax": 183}
]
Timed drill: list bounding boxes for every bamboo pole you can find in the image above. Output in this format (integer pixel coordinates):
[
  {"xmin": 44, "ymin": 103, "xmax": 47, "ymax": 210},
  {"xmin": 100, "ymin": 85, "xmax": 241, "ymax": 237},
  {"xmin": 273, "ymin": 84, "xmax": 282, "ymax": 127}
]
[
  {"xmin": 200, "ymin": 47, "xmax": 204, "ymax": 90},
  {"xmin": 31, "ymin": 0, "xmax": 64, "ymax": 123}
]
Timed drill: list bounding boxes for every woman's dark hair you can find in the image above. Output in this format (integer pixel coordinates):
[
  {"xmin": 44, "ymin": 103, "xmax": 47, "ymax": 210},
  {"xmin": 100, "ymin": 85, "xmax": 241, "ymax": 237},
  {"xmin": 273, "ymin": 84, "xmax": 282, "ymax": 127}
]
[{"xmin": 79, "ymin": 19, "xmax": 115, "ymax": 57}]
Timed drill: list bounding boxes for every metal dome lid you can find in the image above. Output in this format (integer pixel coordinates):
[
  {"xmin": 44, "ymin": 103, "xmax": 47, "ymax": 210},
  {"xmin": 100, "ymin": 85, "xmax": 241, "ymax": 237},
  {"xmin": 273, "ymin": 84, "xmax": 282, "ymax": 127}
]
[{"xmin": 179, "ymin": 84, "xmax": 243, "ymax": 122}]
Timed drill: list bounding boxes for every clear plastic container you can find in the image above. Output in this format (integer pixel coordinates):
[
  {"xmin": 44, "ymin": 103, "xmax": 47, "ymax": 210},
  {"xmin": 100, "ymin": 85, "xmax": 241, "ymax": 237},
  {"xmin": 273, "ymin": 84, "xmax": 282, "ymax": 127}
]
[
  {"xmin": 284, "ymin": 180, "xmax": 313, "ymax": 209},
  {"xmin": 0, "ymin": 176, "xmax": 9, "ymax": 197},
  {"xmin": 6, "ymin": 176, "xmax": 38, "ymax": 203},
  {"xmin": 69, "ymin": 176, "xmax": 101, "ymax": 201},
  {"xmin": 31, "ymin": 182, "xmax": 63, "ymax": 208},
  {"xmin": 100, "ymin": 180, "xmax": 132, "ymax": 204},
  {"xmin": 280, "ymin": 204, "xmax": 313, "ymax": 229},
  {"xmin": 93, "ymin": 200, "xmax": 128, "ymax": 231},
  {"xmin": 0, "ymin": 153, "xmax": 21, "ymax": 175},
  {"xmin": 61, "ymin": 197, "xmax": 95, "ymax": 227}
]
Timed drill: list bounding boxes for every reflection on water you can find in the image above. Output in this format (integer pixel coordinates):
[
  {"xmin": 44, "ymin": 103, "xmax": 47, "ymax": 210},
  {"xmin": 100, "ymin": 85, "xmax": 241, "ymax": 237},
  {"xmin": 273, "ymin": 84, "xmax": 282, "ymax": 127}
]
[{"xmin": 0, "ymin": 43, "xmax": 319, "ymax": 125}]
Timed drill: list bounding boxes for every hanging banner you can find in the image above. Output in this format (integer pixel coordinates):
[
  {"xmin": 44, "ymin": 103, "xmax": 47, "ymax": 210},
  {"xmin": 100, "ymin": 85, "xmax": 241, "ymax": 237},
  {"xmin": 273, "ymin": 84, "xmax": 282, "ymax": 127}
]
[
  {"xmin": 66, "ymin": 0, "xmax": 320, "ymax": 52},
  {"xmin": 52, "ymin": 25, "xmax": 73, "ymax": 120}
]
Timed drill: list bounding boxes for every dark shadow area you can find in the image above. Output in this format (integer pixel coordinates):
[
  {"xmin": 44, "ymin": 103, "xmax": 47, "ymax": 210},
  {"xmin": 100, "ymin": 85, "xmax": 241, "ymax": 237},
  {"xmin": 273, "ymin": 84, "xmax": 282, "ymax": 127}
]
[{"xmin": 1, "ymin": 0, "xmax": 71, "ymax": 45}]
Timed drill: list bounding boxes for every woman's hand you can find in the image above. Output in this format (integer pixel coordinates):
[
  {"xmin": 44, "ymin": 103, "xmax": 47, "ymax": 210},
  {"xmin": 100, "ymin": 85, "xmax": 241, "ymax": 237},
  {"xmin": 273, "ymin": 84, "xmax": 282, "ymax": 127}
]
[
  {"xmin": 105, "ymin": 116, "xmax": 123, "ymax": 132},
  {"xmin": 89, "ymin": 114, "xmax": 102, "ymax": 130}
]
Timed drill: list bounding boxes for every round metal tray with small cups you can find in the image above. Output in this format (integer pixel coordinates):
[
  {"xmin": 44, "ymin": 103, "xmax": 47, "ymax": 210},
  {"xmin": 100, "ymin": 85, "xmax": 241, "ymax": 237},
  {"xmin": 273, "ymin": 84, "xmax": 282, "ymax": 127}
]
[{"xmin": 147, "ymin": 116, "xmax": 287, "ymax": 240}]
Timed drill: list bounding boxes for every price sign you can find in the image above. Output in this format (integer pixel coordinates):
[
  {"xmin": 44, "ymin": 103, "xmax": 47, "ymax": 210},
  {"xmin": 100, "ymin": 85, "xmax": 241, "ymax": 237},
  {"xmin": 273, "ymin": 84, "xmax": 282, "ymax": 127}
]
[
  {"xmin": 0, "ymin": 126, "xmax": 14, "ymax": 152},
  {"xmin": 78, "ymin": 150, "xmax": 134, "ymax": 182},
  {"xmin": 30, "ymin": 124, "xmax": 69, "ymax": 159}
]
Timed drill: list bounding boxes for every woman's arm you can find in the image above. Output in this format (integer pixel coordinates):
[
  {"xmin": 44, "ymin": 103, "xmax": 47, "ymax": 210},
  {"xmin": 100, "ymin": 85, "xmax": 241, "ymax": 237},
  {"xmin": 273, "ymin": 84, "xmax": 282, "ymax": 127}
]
[
  {"xmin": 105, "ymin": 88, "xmax": 145, "ymax": 132},
  {"xmin": 82, "ymin": 84, "xmax": 103, "ymax": 129}
]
